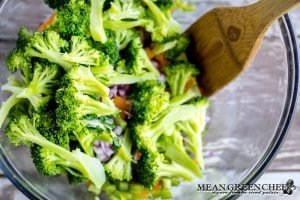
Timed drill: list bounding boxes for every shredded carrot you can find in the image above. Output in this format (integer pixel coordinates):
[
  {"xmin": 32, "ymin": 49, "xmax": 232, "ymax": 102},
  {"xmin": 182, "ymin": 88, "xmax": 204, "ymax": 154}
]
[
  {"xmin": 185, "ymin": 77, "xmax": 197, "ymax": 92},
  {"xmin": 134, "ymin": 151, "xmax": 142, "ymax": 161},
  {"xmin": 120, "ymin": 111, "xmax": 126, "ymax": 119},
  {"xmin": 145, "ymin": 48, "xmax": 155, "ymax": 60},
  {"xmin": 114, "ymin": 96, "xmax": 129, "ymax": 111},
  {"xmin": 37, "ymin": 13, "xmax": 56, "ymax": 32},
  {"xmin": 155, "ymin": 53, "xmax": 169, "ymax": 68},
  {"xmin": 154, "ymin": 181, "xmax": 162, "ymax": 191}
]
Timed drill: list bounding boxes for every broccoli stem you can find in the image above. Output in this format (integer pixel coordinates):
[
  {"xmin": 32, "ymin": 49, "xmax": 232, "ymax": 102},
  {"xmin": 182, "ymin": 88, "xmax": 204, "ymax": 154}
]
[
  {"xmin": 11, "ymin": 119, "xmax": 106, "ymax": 190},
  {"xmin": 157, "ymin": 160, "xmax": 194, "ymax": 181},
  {"xmin": 90, "ymin": 0, "xmax": 107, "ymax": 43},
  {"xmin": 143, "ymin": 0, "xmax": 168, "ymax": 25},
  {"xmin": 105, "ymin": 73, "xmax": 157, "ymax": 86},
  {"xmin": 169, "ymin": 89, "xmax": 200, "ymax": 107},
  {"xmin": 0, "ymin": 95, "xmax": 21, "ymax": 127},
  {"xmin": 104, "ymin": 20, "xmax": 148, "ymax": 30}
]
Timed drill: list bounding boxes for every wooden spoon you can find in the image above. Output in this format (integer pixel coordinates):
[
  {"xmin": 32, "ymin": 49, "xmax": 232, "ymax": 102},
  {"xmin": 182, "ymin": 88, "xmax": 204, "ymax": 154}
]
[{"xmin": 187, "ymin": 0, "xmax": 300, "ymax": 97}]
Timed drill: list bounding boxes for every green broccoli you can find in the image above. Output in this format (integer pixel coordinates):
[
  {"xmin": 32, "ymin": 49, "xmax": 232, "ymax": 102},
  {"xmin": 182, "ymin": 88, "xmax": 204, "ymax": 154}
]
[
  {"xmin": 135, "ymin": 152, "xmax": 194, "ymax": 188},
  {"xmin": 90, "ymin": 0, "xmax": 107, "ymax": 43},
  {"xmin": 5, "ymin": 115, "xmax": 106, "ymax": 191},
  {"xmin": 93, "ymin": 30, "xmax": 120, "ymax": 65},
  {"xmin": 115, "ymin": 29, "xmax": 135, "ymax": 50},
  {"xmin": 0, "ymin": 62, "xmax": 61, "ymax": 127},
  {"xmin": 164, "ymin": 62, "xmax": 200, "ymax": 97},
  {"xmin": 175, "ymin": 97, "xmax": 209, "ymax": 169},
  {"xmin": 92, "ymin": 61, "xmax": 158, "ymax": 86},
  {"xmin": 61, "ymin": 36, "xmax": 106, "ymax": 67},
  {"xmin": 130, "ymin": 80, "xmax": 170, "ymax": 124},
  {"xmin": 30, "ymin": 108, "xmax": 70, "ymax": 176},
  {"xmin": 26, "ymin": 30, "xmax": 72, "ymax": 71},
  {"xmin": 56, "ymin": 66, "xmax": 118, "ymax": 155},
  {"xmin": 6, "ymin": 27, "xmax": 33, "ymax": 84},
  {"xmin": 51, "ymin": 0, "xmax": 90, "ymax": 37},
  {"xmin": 143, "ymin": 0, "xmax": 181, "ymax": 43},
  {"xmin": 104, "ymin": 130, "xmax": 132, "ymax": 182},
  {"xmin": 166, "ymin": 35, "xmax": 191, "ymax": 60},
  {"xmin": 125, "ymin": 36, "xmax": 159, "ymax": 76},
  {"xmin": 2, "ymin": 62, "xmax": 61, "ymax": 110}
]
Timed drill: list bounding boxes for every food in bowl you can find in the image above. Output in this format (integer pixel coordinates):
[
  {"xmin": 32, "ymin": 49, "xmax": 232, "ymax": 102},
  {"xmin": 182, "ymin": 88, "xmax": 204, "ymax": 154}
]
[{"xmin": 0, "ymin": 0, "xmax": 208, "ymax": 199}]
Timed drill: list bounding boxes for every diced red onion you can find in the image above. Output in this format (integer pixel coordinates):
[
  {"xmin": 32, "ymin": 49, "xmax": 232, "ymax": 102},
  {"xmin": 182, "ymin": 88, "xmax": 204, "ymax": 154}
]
[
  {"xmin": 158, "ymin": 74, "xmax": 166, "ymax": 83},
  {"xmin": 152, "ymin": 60, "xmax": 159, "ymax": 69},
  {"xmin": 124, "ymin": 111, "xmax": 132, "ymax": 119},
  {"xmin": 94, "ymin": 141, "xmax": 114, "ymax": 162},
  {"xmin": 118, "ymin": 89, "xmax": 127, "ymax": 97},
  {"xmin": 109, "ymin": 86, "xmax": 118, "ymax": 98},
  {"xmin": 113, "ymin": 126, "xmax": 123, "ymax": 135}
]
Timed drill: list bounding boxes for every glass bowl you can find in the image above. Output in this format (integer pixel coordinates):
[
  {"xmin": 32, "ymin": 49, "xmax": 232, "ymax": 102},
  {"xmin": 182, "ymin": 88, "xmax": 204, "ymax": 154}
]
[{"xmin": 0, "ymin": 0, "xmax": 298, "ymax": 199}]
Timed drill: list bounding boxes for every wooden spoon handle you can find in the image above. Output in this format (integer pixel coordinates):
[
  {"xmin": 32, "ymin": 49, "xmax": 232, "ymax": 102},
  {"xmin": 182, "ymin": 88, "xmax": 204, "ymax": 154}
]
[{"xmin": 250, "ymin": 0, "xmax": 300, "ymax": 28}]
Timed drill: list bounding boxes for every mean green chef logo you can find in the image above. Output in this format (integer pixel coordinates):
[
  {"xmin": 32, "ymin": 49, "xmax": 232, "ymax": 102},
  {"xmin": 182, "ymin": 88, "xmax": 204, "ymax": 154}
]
[{"xmin": 197, "ymin": 179, "xmax": 296, "ymax": 196}]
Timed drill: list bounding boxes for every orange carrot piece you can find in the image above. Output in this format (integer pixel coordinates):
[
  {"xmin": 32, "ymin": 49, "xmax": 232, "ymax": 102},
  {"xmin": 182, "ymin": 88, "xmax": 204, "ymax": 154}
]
[
  {"xmin": 37, "ymin": 13, "xmax": 56, "ymax": 32},
  {"xmin": 134, "ymin": 151, "xmax": 142, "ymax": 161},
  {"xmin": 185, "ymin": 77, "xmax": 197, "ymax": 92},
  {"xmin": 154, "ymin": 181, "xmax": 162, "ymax": 191},
  {"xmin": 114, "ymin": 96, "xmax": 129, "ymax": 111},
  {"xmin": 145, "ymin": 48, "xmax": 155, "ymax": 60},
  {"xmin": 155, "ymin": 53, "xmax": 169, "ymax": 68}
]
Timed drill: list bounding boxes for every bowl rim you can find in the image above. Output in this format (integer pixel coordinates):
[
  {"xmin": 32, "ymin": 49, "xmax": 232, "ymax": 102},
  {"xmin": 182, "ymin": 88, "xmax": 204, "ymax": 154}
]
[
  {"xmin": 222, "ymin": 14, "xmax": 299, "ymax": 200},
  {"xmin": 0, "ymin": 2, "xmax": 298, "ymax": 200}
]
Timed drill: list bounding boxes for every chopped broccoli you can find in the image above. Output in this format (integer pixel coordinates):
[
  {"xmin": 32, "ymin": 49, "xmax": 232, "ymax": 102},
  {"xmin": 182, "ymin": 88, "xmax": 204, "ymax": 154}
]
[
  {"xmin": 5, "ymin": 115, "xmax": 106, "ymax": 191},
  {"xmin": 143, "ymin": 0, "xmax": 181, "ymax": 43},
  {"xmin": 135, "ymin": 152, "xmax": 194, "ymax": 188},
  {"xmin": 52, "ymin": 0, "xmax": 90, "ymax": 37},
  {"xmin": 56, "ymin": 66, "xmax": 118, "ymax": 155},
  {"xmin": 158, "ymin": 131, "xmax": 201, "ymax": 177},
  {"xmin": 125, "ymin": 36, "xmax": 159, "ymax": 76},
  {"xmin": 130, "ymin": 80, "xmax": 170, "ymax": 124},
  {"xmin": 6, "ymin": 27, "xmax": 33, "ymax": 84},
  {"xmin": 90, "ymin": 0, "xmax": 107, "ymax": 43},
  {"xmin": 105, "ymin": 130, "xmax": 132, "ymax": 182},
  {"xmin": 62, "ymin": 36, "xmax": 106, "ymax": 67},
  {"xmin": 26, "ymin": 30, "xmax": 71, "ymax": 71},
  {"xmin": 93, "ymin": 30, "xmax": 120, "ymax": 65},
  {"xmin": 164, "ymin": 62, "xmax": 200, "ymax": 97},
  {"xmin": 2, "ymin": 62, "xmax": 61, "ymax": 110},
  {"xmin": 104, "ymin": 0, "xmax": 145, "ymax": 21},
  {"xmin": 166, "ymin": 35, "xmax": 191, "ymax": 60},
  {"xmin": 92, "ymin": 62, "xmax": 158, "ymax": 86},
  {"xmin": 115, "ymin": 29, "xmax": 135, "ymax": 50},
  {"xmin": 175, "ymin": 97, "xmax": 209, "ymax": 169},
  {"xmin": 31, "ymin": 108, "xmax": 70, "ymax": 176}
]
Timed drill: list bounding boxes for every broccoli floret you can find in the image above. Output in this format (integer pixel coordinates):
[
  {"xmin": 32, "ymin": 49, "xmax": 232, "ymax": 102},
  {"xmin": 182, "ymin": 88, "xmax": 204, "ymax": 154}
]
[
  {"xmin": 155, "ymin": 0, "xmax": 174, "ymax": 10},
  {"xmin": 131, "ymin": 102, "xmax": 203, "ymax": 153},
  {"xmin": 5, "ymin": 115, "xmax": 106, "ymax": 191},
  {"xmin": 104, "ymin": 130, "xmax": 132, "ymax": 182},
  {"xmin": 62, "ymin": 36, "xmax": 106, "ymax": 67},
  {"xmin": 164, "ymin": 62, "xmax": 200, "ymax": 97},
  {"xmin": 90, "ymin": 0, "xmax": 107, "ymax": 43},
  {"xmin": 56, "ymin": 67, "xmax": 118, "ymax": 155},
  {"xmin": 52, "ymin": 0, "xmax": 90, "ymax": 37},
  {"xmin": 104, "ymin": 0, "xmax": 145, "ymax": 21},
  {"xmin": 130, "ymin": 80, "xmax": 170, "ymax": 124},
  {"xmin": 143, "ymin": 0, "xmax": 181, "ymax": 43},
  {"xmin": 115, "ymin": 29, "xmax": 135, "ymax": 50},
  {"xmin": 92, "ymin": 62, "xmax": 157, "ymax": 86},
  {"xmin": 26, "ymin": 30, "xmax": 71, "ymax": 71},
  {"xmin": 173, "ymin": 0, "xmax": 195, "ymax": 11},
  {"xmin": 135, "ymin": 152, "xmax": 194, "ymax": 188},
  {"xmin": 175, "ymin": 97, "xmax": 209, "ymax": 169},
  {"xmin": 93, "ymin": 30, "xmax": 119, "ymax": 65},
  {"xmin": 165, "ymin": 36, "xmax": 190, "ymax": 60},
  {"xmin": 44, "ymin": 0, "xmax": 70, "ymax": 9},
  {"xmin": 31, "ymin": 108, "xmax": 69, "ymax": 176},
  {"xmin": 125, "ymin": 36, "xmax": 159, "ymax": 76},
  {"xmin": 2, "ymin": 62, "xmax": 61, "ymax": 110},
  {"xmin": 0, "ymin": 62, "xmax": 61, "ymax": 127},
  {"xmin": 6, "ymin": 27, "xmax": 33, "ymax": 84},
  {"xmin": 158, "ymin": 131, "xmax": 201, "ymax": 177}
]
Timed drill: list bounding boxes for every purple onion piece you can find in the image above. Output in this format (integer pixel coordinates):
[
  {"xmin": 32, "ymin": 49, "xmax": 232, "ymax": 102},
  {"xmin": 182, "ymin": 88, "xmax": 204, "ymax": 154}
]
[
  {"xmin": 94, "ymin": 141, "xmax": 115, "ymax": 162},
  {"xmin": 158, "ymin": 74, "xmax": 166, "ymax": 83},
  {"xmin": 113, "ymin": 126, "xmax": 123, "ymax": 135},
  {"xmin": 109, "ymin": 86, "xmax": 118, "ymax": 98}
]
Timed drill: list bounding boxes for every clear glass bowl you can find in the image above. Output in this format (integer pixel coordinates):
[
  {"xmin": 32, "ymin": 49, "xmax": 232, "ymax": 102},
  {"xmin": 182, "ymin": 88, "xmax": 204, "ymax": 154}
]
[{"xmin": 0, "ymin": 0, "xmax": 298, "ymax": 200}]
